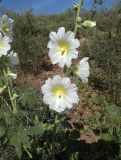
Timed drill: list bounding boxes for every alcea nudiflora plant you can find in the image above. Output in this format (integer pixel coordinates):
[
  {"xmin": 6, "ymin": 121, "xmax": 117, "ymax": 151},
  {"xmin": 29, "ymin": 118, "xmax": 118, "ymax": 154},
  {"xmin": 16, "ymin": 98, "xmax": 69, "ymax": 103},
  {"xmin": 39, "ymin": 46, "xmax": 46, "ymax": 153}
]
[
  {"xmin": 41, "ymin": 0, "xmax": 96, "ymax": 113},
  {"xmin": 0, "ymin": 0, "xmax": 96, "ymax": 159}
]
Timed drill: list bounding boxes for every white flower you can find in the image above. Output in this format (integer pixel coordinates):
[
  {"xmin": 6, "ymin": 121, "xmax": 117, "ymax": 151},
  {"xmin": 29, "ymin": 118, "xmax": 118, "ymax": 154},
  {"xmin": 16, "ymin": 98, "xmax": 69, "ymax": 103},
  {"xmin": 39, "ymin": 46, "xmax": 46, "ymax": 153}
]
[
  {"xmin": 7, "ymin": 72, "xmax": 17, "ymax": 79},
  {"xmin": 0, "ymin": 14, "xmax": 14, "ymax": 40},
  {"xmin": 41, "ymin": 75, "xmax": 79, "ymax": 112},
  {"xmin": 48, "ymin": 27, "xmax": 80, "ymax": 68},
  {"xmin": 7, "ymin": 51, "xmax": 19, "ymax": 67},
  {"xmin": 76, "ymin": 57, "xmax": 90, "ymax": 83},
  {"xmin": 0, "ymin": 33, "xmax": 11, "ymax": 57},
  {"xmin": 82, "ymin": 20, "xmax": 96, "ymax": 28}
]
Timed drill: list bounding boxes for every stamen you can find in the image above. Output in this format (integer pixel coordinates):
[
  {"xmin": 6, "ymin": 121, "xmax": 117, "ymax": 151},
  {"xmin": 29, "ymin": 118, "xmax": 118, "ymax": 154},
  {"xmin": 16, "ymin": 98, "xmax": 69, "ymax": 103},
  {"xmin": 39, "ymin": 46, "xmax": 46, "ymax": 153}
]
[
  {"xmin": 2, "ymin": 24, "xmax": 10, "ymax": 33},
  {"xmin": 52, "ymin": 85, "xmax": 66, "ymax": 98},
  {"xmin": 58, "ymin": 40, "xmax": 70, "ymax": 55},
  {"xmin": 61, "ymin": 49, "xmax": 65, "ymax": 56}
]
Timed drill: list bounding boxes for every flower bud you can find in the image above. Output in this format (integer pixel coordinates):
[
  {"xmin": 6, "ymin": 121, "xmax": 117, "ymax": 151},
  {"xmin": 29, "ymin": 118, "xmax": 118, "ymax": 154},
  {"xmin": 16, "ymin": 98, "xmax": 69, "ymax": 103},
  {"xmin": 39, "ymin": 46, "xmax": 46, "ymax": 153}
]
[
  {"xmin": 77, "ymin": 17, "xmax": 81, "ymax": 22},
  {"xmin": 11, "ymin": 93, "xmax": 18, "ymax": 101},
  {"xmin": 0, "ymin": 85, "xmax": 7, "ymax": 94},
  {"xmin": 73, "ymin": 3, "xmax": 79, "ymax": 9},
  {"xmin": 0, "ymin": 87, "xmax": 4, "ymax": 94},
  {"xmin": 77, "ymin": 24, "xmax": 81, "ymax": 28},
  {"xmin": 81, "ymin": 20, "xmax": 96, "ymax": 28}
]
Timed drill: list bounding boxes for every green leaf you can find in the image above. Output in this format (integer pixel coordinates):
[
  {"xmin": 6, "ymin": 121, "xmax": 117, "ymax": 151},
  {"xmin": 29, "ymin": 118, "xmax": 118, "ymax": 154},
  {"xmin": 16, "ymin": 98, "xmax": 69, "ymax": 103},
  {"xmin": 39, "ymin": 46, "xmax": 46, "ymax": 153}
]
[
  {"xmin": 19, "ymin": 88, "xmax": 37, "ymax": 108},
  {"xmin": 0, "ymin": 108, "xmax": 12, "ymax": 125},
  {"xmin": 101, "ymin": 133, "xmax": 112, "ymax": 141},
  {"xmin": 69, "ymin": 153, "xmax": 78, "ymax": 160},
  {"xmin": 0, "ymin": 126, "xmax": 5, "ymax": 138},
  {"xmin": 9, "ymin": 131, "xmax": 22, "ymax": 158},
  {"xmin": 4, "ymin": 111, "xmax": 12, "ymax": 125},
  {"xmin": 8, "ymin": 124, "xmax": 31, "ymax": 158},
  {"xmin": 27, "ymin": 122, "xmax": 45, "ymax": 136},
  {"xmin": 27, "ymin": 116, "xmax": 45, "ymax": 136},
  {"xmin": 106, "ymin": 105, "xmax": 121, "ymax": 121}
]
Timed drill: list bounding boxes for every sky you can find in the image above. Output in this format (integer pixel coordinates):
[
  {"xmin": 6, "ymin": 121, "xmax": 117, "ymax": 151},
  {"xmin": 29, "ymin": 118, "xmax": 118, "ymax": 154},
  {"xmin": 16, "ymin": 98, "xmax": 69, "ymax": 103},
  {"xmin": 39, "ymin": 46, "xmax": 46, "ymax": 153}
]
[{"xmin": 0, "ymin": 0, "xmax": 117, "ymax": 15}]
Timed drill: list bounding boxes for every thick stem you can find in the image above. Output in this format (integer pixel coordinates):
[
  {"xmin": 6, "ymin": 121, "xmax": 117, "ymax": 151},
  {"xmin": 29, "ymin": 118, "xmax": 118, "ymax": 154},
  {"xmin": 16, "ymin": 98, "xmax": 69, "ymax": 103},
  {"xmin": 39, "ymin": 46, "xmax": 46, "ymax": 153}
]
[
  {"xmin": 74, "ymin": 0, "xmax": 83, "ymax": 37},
  {"xmin": 8, "ymin": 86, "xmax": 17, "ymax": 114},
  {"xmin": 64, "ymin": 65, "xmax": 67, "ymax": 75}
]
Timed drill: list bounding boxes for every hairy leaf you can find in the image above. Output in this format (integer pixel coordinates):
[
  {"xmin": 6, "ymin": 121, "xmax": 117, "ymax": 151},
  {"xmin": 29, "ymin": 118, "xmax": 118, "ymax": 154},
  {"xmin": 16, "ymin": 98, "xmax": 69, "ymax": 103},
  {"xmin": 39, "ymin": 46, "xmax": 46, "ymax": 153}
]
[{"xmin": 8, "ymin": 124, "xmax": 30, "ymax": 158}]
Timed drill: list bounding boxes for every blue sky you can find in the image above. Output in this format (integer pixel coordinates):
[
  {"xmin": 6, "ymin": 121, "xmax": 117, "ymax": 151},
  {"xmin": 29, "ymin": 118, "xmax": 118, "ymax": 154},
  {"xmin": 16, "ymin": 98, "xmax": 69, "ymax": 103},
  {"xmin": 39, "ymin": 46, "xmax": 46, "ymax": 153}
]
[{"xmin": 0, "ymin": 0, "xmax": 117, "ymax": 15}]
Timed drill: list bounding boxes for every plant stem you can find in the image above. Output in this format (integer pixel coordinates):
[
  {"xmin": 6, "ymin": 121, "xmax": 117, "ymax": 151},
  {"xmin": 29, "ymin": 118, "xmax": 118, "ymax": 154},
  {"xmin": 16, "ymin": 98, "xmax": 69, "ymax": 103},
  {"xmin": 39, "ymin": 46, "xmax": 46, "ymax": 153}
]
[
  {"xmin": 74, "ymin": 0, "xmax": 83, "ymax": 37},
  {"xmin": 8, "ymin": 85, "xmax": 17, "ymax": 114},
  {"xmin": 0, "ymin": 95, "xmax": 12, "ymax": 112},
  {"xmin": 63, "ymin": 65, "xmax": 67, "ymax": 76},
  {"xmin": 23, "ymin": 145, "xmax": 32, "ymax": 159},
  {"xmin": 3, "ymin": 70, "xmax": 17, "ymax": 114}
]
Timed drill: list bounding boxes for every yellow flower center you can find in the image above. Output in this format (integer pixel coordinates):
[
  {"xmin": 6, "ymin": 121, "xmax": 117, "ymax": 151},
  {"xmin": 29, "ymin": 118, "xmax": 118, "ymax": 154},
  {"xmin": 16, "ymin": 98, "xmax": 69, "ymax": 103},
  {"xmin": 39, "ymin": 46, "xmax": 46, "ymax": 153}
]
[
  {"xmin": 2, "ymin": 24, "xmax": 10, "ymax": 33},
  {"xmin": 58, "ymin": 40, "xmax": 70, "ymax": 55},
  {"xmin": 0, "ymin": 41, "xmax": 4, "ymax": 49},
  {"xmin": 52, "ymin": 85, "xmax": 66, "ymax": 98}
]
